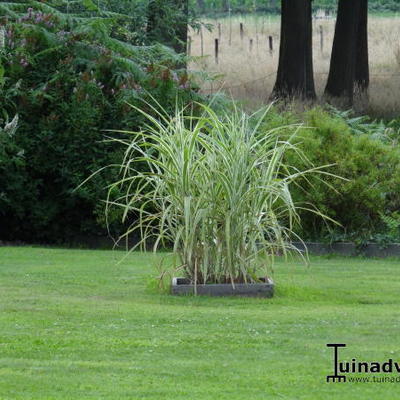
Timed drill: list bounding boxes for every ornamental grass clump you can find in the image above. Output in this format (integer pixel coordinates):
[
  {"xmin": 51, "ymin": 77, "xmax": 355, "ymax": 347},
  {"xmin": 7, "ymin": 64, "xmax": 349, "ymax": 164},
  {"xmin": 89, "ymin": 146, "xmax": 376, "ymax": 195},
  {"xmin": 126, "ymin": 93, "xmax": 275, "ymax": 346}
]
[{"xmin": 109, "ymin": 104, "xmax": 330, "ymax": 286}]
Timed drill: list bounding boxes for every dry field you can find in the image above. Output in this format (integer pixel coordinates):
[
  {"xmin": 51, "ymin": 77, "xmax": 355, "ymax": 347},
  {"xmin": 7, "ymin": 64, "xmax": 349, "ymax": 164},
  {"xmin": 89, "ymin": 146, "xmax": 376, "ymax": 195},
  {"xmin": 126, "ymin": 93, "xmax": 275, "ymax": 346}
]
[{"xmin": 189, "ymin": 14, "xmax": 400, "ymax": 117}]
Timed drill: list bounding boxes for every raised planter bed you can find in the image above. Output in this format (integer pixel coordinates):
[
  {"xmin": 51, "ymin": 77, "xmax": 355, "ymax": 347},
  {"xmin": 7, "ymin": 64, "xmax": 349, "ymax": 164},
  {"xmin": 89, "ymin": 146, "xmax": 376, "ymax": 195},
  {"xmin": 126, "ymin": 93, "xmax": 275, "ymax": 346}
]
[{"xmin": 171, "ymin": 277, "xmax": 274, "ymax": 297}]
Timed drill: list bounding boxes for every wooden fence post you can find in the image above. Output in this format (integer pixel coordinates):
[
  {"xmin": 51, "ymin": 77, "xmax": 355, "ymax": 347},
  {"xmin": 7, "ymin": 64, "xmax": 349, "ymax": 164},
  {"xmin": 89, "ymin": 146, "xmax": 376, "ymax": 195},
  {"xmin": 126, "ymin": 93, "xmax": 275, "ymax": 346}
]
[
  {"xmin": 215, "ymin": 38, "xmax": 219, "ymax": 64},
  {"xmin": 200, "ymin": 27, "xmax": 204, "ymax": 57},
  {"xmin": 240, "ymin": 23, "xmax": 244, "ymax": 40},
  {"xmin": 187, "ymin": 36, "xmax": 191, "ymax": 56},
  {"xmin": 269, "ymin": 36, "xmax": 273, "ymax": 53},
  {"xmin": 320, "ymin": 25, "xmax": 324, "ymax": 53},
  {"xmin": 229, "ymin": 7, "xmax": 232, "ymax": 45}
]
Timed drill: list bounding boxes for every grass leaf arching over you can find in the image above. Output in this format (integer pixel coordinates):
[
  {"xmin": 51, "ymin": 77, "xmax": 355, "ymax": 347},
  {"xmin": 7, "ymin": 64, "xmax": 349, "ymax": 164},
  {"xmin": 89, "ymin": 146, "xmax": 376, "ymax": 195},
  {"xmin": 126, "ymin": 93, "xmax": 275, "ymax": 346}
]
[{"xmin": 108, "ymin": 103, "xmax": 337, "ymax": 286}]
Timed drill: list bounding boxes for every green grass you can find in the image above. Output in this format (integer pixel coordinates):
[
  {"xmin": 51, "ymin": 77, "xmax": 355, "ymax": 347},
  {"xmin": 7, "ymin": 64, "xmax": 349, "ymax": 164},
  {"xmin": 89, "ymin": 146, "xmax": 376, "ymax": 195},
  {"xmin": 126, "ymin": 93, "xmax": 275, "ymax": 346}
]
[{"xmin": 0, "ymin": 247, "xmax": 400, "ymax": 399}]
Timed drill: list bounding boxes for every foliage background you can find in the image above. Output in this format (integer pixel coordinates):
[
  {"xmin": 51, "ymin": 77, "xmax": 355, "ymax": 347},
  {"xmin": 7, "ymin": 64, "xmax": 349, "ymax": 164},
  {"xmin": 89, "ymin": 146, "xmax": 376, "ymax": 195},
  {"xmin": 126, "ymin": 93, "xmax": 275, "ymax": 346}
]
[
  {"xmin": 0, "ymin": 1, "xmax": 202, "ymax": 243},
  {"xmin": 262, "ymin": 107, "xmax": 400, "ymax": 244},
  {"xmin": 1, "ymin": 0, "xmax": 400, "ymax": 245},
  {"xmin": 193, "ymin": 0, "xmax": 400, "ymax": 14}
]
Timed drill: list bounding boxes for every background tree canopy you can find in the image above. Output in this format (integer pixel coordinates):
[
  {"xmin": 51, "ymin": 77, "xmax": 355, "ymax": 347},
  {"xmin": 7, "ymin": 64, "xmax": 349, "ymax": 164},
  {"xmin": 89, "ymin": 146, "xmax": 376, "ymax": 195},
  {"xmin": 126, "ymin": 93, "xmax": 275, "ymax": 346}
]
[{"xmin": 193, "ymin": 0, "xmax": 400, "ymax": 14}]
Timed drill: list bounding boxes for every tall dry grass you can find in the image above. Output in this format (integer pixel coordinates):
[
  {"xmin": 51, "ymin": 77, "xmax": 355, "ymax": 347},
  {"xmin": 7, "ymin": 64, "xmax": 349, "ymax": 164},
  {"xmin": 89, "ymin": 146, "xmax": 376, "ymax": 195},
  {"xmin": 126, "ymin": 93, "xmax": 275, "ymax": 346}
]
[{"xmin": 189, "ymin": 14, "xmax": 400, "ymax": 117}]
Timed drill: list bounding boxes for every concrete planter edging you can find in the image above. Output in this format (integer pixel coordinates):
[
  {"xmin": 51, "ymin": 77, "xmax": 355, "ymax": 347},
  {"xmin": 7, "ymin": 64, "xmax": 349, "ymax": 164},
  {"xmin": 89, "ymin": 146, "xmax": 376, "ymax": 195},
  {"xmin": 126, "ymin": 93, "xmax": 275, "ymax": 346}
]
[{"xmin": 171, "ymin": 277, "xmax": 274, "ymax": 297}]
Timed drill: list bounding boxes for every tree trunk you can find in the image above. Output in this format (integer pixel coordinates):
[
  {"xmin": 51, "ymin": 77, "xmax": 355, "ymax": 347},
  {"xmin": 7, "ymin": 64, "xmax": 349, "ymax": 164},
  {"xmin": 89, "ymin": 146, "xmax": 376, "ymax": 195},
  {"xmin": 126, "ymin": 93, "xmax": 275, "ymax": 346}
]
[
  {"xmin": 221, "ymin": 0, "xmax": 229, "ymax": 12},
  {"xmin": 272, "ymin": 0, "xmax": 315, "ymax": 100},
  {"xmin": 355, "ymin": 0, "xmax": 369, "ymax": 91},
  {"xmin": 325, "ymin": 0, "xmax": 369, "ymax": 104}
]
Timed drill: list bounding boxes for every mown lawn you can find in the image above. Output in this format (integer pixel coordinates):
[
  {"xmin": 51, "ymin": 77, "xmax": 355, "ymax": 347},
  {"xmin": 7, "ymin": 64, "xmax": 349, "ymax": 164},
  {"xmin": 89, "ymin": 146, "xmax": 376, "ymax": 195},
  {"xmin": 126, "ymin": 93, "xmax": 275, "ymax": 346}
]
[{"xmin": 0, "ymin": 247, "xmax": 399, "ymax": 399}]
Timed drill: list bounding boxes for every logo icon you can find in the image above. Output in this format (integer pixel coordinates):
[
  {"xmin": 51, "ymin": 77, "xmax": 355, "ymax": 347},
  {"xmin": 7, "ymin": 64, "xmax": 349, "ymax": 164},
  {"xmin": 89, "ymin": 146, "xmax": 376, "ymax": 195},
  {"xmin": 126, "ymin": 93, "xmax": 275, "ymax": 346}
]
[{"xmin": 327, "ymin": 343, "xmax": 347, "ymax": 383}]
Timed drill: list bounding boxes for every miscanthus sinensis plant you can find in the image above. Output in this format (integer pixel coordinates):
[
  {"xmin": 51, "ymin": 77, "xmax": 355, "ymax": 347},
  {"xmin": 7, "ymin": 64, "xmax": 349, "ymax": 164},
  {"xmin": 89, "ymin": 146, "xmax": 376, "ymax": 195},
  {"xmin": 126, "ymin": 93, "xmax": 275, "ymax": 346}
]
[{"xmin": 108, "ymin": 104, "xmax": 333, "ymax": 286}]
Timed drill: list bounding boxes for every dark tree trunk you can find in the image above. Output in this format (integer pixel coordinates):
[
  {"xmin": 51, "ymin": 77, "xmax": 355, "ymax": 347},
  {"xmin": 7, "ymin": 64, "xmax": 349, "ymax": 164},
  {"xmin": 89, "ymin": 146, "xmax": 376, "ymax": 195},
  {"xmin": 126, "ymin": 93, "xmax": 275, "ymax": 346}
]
[
  {"xmin": 325, "ymin": 0, "xmax": 369, "ymax": 104},
  {"xmin": 272, "ymin": 0, "xmax": 315, "ymax": 100},
  {"xmin": 355, "ymin": 0, "xmax": 369, "ymax": 91},
  {"xmin": 221, "ymin": 0, "xmax": 229, "ymax": 12}
]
